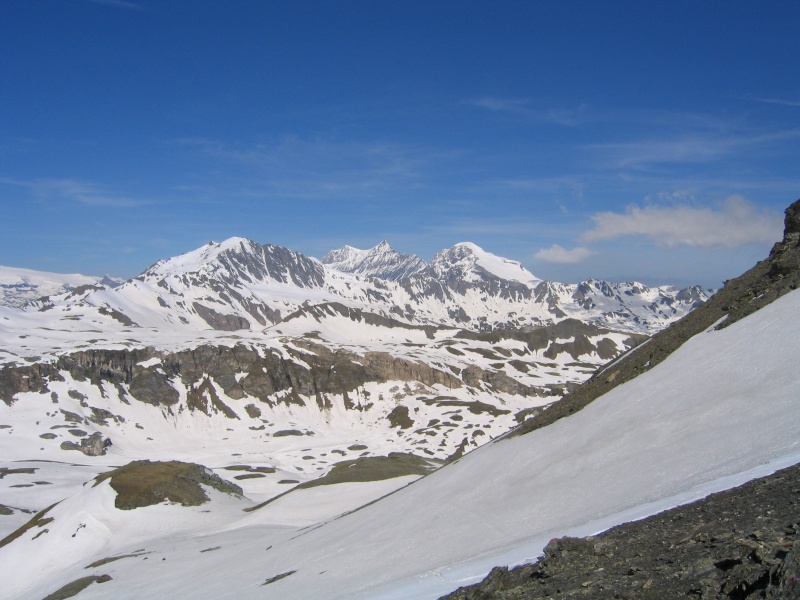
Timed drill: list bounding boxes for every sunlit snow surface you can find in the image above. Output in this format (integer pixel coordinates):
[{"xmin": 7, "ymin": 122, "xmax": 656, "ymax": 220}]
[{"xmin": 2, "ymin": 290, "xmax": 798, "ymax": 599}]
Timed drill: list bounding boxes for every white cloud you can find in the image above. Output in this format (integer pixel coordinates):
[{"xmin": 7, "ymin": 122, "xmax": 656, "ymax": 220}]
[
  {"xmin": 752, "ymin": 97, "xmax": 800, "ymax": 108},
  {"xmin": 534, "ymin": 244, "xmax": 597, "ymax": 264},
  {"xmin": 582, "ymin": 196, "xmax": 783, "ymax": 248}
]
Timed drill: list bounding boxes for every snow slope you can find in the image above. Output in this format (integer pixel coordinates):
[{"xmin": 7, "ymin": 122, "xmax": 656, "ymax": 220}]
[{"xmin": 4, "ymin": 286, "xmax": 797, "ymax": 600}]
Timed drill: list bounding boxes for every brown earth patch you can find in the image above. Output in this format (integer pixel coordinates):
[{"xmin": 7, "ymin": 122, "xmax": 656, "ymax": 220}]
[
  {"xmin": 42, "ymin": 574, "xmax": 112, "ymax": 600},
  {"xmin": 93, "ymin": 460, "xmax": 242, "ymax": 510}
]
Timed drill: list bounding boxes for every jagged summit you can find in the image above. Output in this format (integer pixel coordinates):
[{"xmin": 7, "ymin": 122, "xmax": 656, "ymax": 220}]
[
  {"xmin": 139, "ymin": 237, "xmax": 324, "ymax": 289},
  {"xmin": 321, "ymin": 240, "xmax": 426, "ymax": 281}
]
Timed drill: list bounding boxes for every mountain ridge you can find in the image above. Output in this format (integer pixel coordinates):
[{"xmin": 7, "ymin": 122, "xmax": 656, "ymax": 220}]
[{"xmin": 1, "ymin": 238, "xmax": 713, "ymax": 349}]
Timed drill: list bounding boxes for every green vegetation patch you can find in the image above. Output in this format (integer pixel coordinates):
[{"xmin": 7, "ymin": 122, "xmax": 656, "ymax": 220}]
[
  {"xmin": 299, "ymin": 452, "xmax": 437, "ymax": 489},
  {"xmin": 245, "ymin": 453, "xmax": 437, "ymax": 513},
  {"xmin": 93, "ymin": 460, "xmax": 243, "ymax": 510}
]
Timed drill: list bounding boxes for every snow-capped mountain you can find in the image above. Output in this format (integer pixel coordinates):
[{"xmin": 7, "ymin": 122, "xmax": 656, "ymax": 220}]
[
  {"xmin": 0, "ymin": 199, "xmax": 796, "ymax": 600},
  {"xmin": 321, "ymin": 240, "xmax": 426, "ymax": 280},
  {"xmin": 427, "ymin": 241, "xmax": 541, "ymax": 286},
  {"xmin": 0, "ymin": 265, "xmax": 120, "ymax": 309}
]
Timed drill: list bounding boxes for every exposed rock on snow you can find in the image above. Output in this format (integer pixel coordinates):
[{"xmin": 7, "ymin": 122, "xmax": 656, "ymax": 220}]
[
  {"xmin": 440, "ymin": 461, "xmax": 800, "ymax": 600},
  {"xmin": 93, "ymin": 460, "xmax": 243, "ymax": 510},
  {"xmin": 41, "ymin": 574, "xmax": 112, "ymax": 600},
  {"xmin": 60, "ymin": 431, "xmax": 111, "ymax": 456}
]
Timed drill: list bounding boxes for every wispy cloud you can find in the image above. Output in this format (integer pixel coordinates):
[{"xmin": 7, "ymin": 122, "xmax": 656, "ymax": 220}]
[
  {"xmin": 1, "ymin": 177, "xmax": 146, "ymax": 208},
  {"xmin": 534, "ymin": 244, "xmax": 597, "ymax": 264},
  {"xmin": 751, "ymin": 97, "xmax": 800, "ymax": 108},
  {"xmin": 582, "ymin": 196, "xmax": 783, "ymax": 248},
  {"xmin": 468, "ymin": 97, "xmax": 589, "ymax": 127},
  {"xmin": 174, "ymin": 136, "xmax": 439, "ymax": 201},
  {"xmin": 588, "ymin": 129, "xmax": 800, "ymax": 170}
]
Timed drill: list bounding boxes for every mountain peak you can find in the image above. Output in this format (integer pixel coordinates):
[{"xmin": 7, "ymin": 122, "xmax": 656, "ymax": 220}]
[
  {"xmin": 371, "ymin": 240, "xmax": 393, "ymax": 253},
  {"xmin": 431, "ymin": 242, "xmax": 541, "ymax": 286}
]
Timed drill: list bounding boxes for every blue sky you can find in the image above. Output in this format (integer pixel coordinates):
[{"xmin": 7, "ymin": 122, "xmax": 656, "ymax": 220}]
[{"xmin": 2, "ymin": 0, "xmax": 799, "ymax": 288}]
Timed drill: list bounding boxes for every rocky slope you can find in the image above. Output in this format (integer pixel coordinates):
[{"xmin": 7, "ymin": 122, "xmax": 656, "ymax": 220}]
[{"xmin": 440, "ymin": 462, "xmax": 800, "ymax": 600}]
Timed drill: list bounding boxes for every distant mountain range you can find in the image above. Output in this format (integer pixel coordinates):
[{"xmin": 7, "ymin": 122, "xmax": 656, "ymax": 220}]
[
  {"xmin": 1, "ymin": 238, "xmax": 713, "ymax": 337},
  {"xmin": 0, "ymin": 265, "xmax": 121, "ymax": 309}
]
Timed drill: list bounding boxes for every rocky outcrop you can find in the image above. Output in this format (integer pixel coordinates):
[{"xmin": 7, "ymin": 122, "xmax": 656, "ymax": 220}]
[
  {"xmin": 440, "ymin": 461, "xmax": 800, "ymax": 600},
  {"xmin": 0, "ymin": 339, "xmax": 465, "ymax": 411},
  {"xmin": 93, "ymin": 460, "xmax": 243, "ymax": 510},
  {"xmin": 192, "ymin": 302, "xmax": 250, "ymax": 331},
  {"xmin": 60, "ymin": 432, "xmax": 111, "ymax": 456}
]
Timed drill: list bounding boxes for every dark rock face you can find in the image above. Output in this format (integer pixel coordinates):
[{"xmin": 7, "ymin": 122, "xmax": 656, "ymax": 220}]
[
  {"xmin": 192, "ymin": 302, "xmax": 250, "ymax": 331},
  {"xmin": 60, "ymin": 432, "xmax": 111, "ymax": 456},
  {"xmin": 440, "ymin": 461, "xmax": 800, "ymax": 600},
  {"xmin": 0, "ymin": 339, "xmax": 481, "ymax": 413}
]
